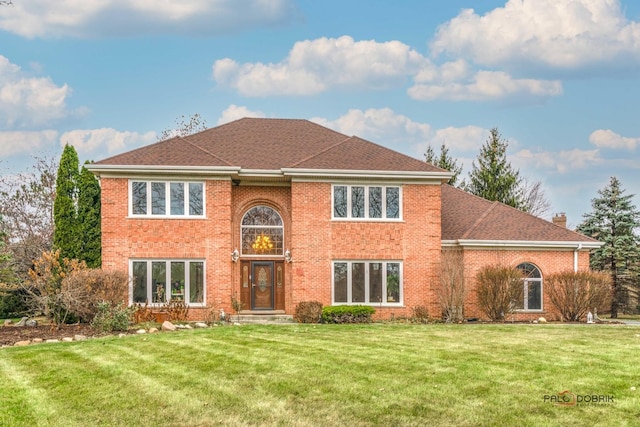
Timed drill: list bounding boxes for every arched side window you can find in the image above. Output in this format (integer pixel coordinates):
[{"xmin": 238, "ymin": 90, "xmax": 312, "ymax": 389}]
[
  {"xmin": 516, "ymin": 262, "xmax": 542, "ymax": 311},
  {"xmin": 241, "ymin": 206, "xmax": 284, "ymax": 256}
]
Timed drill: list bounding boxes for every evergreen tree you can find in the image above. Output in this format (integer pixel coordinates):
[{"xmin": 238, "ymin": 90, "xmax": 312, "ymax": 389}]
[
  {"xmin": 53, "ymin": 144, "xmax": 80, "ymax": 260},
  {"xmin": 77, "ymin": 162, "xmax": 101, "ymax": 268},
  {"xmin": 577, "ymin": 176, "xmax": 640, "ymax": 318},
  {"xmin": 464, "ymin": 128, "xmax": 523, "ymax": 209},
  {"xmin": 425, "ymin": 143, "xmax": 463, "ymax": 187}
]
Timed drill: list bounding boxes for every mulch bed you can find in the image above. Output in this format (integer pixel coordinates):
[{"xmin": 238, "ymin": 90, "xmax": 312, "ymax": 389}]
[{"xmin": 0, "ymin": 323, "xmax": 112, "ymax": 347}]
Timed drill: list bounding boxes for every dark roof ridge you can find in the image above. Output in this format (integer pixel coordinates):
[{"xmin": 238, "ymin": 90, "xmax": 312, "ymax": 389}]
[
  {"xmin": 461, "ymin": 201, "xmax": 500, "ymax": 240},
  {"xmin": 181, "ymin": 135, "xmax": 234, "ymax": 167},
  {"xmin": 288, "ymin": 135, "xmax": 354, "ymax": 168}
]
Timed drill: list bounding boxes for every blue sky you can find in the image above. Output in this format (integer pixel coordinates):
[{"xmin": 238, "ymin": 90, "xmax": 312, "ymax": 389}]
[{"xmin": 1, "ymin": 0, "xmax": 639, "ymax": 227}]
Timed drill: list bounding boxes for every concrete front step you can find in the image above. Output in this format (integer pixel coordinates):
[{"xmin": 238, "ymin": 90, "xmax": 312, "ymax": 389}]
[{"xmin": 230, "ymin": 312, "xmax": 295, "ymax": 324}]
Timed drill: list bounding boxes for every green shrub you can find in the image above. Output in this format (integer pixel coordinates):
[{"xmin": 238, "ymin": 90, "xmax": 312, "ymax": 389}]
[
  {"xmin": 0, "ymin": 288, "xmax": 28, "ymax": 318},
  {"xmin": 90, "ymin": 301, "xmax": 134, "ymax": 332},
  {"xmin": 294, "ymin": 301, "xmax": 323, "ymax": 323},
  {"xmin": 321, "ymin": 305, "xmax": 375, "ymax": 324}
]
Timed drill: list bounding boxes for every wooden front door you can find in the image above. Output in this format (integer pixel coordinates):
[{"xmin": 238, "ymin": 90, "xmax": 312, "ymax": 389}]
[{"xmin": 251, "ymin": 261, "xmax": 274, "ymax": 310}]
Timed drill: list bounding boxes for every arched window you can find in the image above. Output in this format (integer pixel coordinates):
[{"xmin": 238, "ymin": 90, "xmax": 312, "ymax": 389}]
[
  {"xmin": 241, "ymin": 206, "xmax": 284, "ymax": 256},
  {"xmin": 516, "ymin": 263, "xmax": 542, "ymax": 311}
]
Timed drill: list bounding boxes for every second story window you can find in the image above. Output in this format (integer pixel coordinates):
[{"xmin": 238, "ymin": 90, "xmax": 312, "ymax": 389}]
[
  {"xmin": 332, "ymin": 185, "xmax": 401, "ymax": 220},
  {"xmin": 130, "ymin": 181, "xmax": 204, "ymax": 217}
]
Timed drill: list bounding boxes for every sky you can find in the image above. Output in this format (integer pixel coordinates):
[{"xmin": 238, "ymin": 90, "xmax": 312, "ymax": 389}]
[{"xmin": 1, "ymin": 0, "xmax": 639, "ymax": 228}]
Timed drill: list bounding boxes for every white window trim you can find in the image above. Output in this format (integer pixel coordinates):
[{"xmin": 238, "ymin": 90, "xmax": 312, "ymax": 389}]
[
  {"xmin": 331, "ymin": 184, "xmax": 402, "ymax": 221},
  {"xmin": 129, "ymin": 259, "xmax": 206, "ymax": 307},
  {"xmin": 128, "ymin": 180, "xmax": 206, "ymax": 218},
  {"xmin": 520, "ymin": 278, "xmax": 544, "ymax": 312},
  {"xmin": 332, "ymin": 260, "xmax": 403, "ymax": 306}
]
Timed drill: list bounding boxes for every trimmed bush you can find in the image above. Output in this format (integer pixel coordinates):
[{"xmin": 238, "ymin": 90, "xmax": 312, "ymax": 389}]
[
  {"xmin": 294, "ymin": 301, "xmax": 323, "ymax": 323},
  {"xmin": 475, "ymin": 265, "xmax": 524, "ymax": 321},
  {"xmin": 545, "ymin": 271, "xmax": 612, "ymax": 321},
  {"xmin": 321, "ymin": 305, "xmax": 375, "ymax": 324}
]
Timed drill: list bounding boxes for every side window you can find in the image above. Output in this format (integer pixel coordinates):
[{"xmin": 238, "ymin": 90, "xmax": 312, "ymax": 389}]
[{"xmin": 130, "ymin": 181, "xmax": 205, "ymax": 217}]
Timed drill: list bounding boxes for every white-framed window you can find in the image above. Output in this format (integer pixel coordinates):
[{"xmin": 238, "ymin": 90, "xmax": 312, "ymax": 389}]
[
  {"xmin": 332, "ymin": 261, "xmax": 402, "ymax": 305},
  {"xmin": 130, "ymin": 180, "xmax": 204, "ymax": 217},
  {"xmin": 332, "ymin": 185, "xmax": 401, "ymax": 220},
  {"xmin": 516, "ymin": 262, "xmax": 542, "ymax": 311},
  {"xmin": 130, "ymin": 259, "xmax": 205, "ymax": 306}
]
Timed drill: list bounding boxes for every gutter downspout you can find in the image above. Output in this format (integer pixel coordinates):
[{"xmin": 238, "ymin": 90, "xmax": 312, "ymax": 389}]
[{"xmin": 574, "ymin": 243, "xmax": 583, "ymax": 272}]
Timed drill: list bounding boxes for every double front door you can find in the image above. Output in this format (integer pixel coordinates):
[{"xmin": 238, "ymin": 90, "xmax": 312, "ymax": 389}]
[{"xmin": 240, "ymin": 260, "xmax": 284, "ymax": 310}]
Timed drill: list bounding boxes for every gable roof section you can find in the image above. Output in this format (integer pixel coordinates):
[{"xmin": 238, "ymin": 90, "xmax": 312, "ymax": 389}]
[
  {"xmin": 93, "ymin": 118, "xmax": 447, "ymax": 177},
  {"xmin": 441, "ymin": 185, "xmax": 601, "ymax": 247}
]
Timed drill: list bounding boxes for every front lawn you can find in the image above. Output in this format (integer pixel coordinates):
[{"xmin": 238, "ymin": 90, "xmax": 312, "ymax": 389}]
[{"xmin": 1, "ymin": 324, "xmax": 639, "ymax": 426}]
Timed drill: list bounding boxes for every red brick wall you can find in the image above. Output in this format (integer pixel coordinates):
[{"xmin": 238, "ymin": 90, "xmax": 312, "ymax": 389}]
[
  {"xmin": 459, "ymin": 248, "xmax": 591, "ymax": 321},
  {"xmin": 101, "ymin": 175, "xmax": 591, "ymax": 322},
  {"xmin": 290, "ymin": 182, "xmax": 442, "ymax": 319}
]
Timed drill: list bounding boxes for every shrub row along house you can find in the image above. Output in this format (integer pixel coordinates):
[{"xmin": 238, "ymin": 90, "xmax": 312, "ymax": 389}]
[{"xmin": 89, "ymin": 118, "xmax": 601, "ymax": 321}]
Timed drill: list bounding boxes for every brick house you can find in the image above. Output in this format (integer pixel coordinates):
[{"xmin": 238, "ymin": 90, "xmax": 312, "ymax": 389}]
[{"xmin": 89, "ymin": 118, "xmax": 601, "ymax": 321}]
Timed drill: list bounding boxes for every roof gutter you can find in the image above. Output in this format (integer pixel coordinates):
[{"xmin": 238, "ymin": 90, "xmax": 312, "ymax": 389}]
[
  {"xmin": 444, "ymin": 239, "xmax": 603, "ymax": 250},
  {"xmin": 281, "ymin": 168, "xmax": 453, "ymax": 181},
  {"xmin": 86, "ymin": 164, "xmax": 241, "ymax": 177}
]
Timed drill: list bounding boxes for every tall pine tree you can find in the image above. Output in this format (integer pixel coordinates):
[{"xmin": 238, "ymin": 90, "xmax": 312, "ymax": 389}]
[
  {"xmin": 53, "ymin": 144, "xmax": 80, "ymax": 260},
  {"xmin": 425, "ymin": 143, "xmax": 463, "ymax": 187},
  {"xmin": 464, "ymin": 128, "xmax": 523, "ymax": 209},
  {"xmin": 77, "ymin": 162, "xmax": 101, "ymax": 268},
  {"xmin": 577, "ymin": 176, "xmax": 640, "ymax": 318}
]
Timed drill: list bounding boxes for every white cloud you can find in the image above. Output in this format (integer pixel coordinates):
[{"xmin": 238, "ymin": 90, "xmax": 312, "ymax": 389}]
[
  {"xmin": 409, "ymin": 70, "xmax": 562, "ymax": 101},
  {"xmin": 213, "ymin": 36, "xmax": 429, "ymax": 96},
  {"xmin": 514, "ymin": 148, "xmax": 602, "ymax": 173},
  {"xmin": 0, "ymin": 0, "xmax": 298, "ymax": 38},
  {"xmin": 217, "ymin": 104, "xmax": 266, "ymax": 125},
  {"xmin": 589, "ymin": 129, "xmax": 639, "ymax": 150},
  {"xmin": 0, "ymin": 55, "xmax": 72, "ymax": 127},
  {"xmin": 311, "ymin": 108, "xmax": 431, "ymax": 144},
  {"xmin": 0, "ymin": 130, "xmax": 58, "ymax": 157},
  {"xmin": 60, "ymin": 128, "xmax": 156, "ymax": 155},
  {"xmin": 431, "ymin": 0, "xmax": 640, "ymax": 70},
  {"xmin": 429, "ymin": 126, "xmax": 487, "ymax": 152}
]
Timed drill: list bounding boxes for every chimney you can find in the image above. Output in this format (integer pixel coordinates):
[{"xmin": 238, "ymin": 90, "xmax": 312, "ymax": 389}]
[{"xmin": 552, "ymin": 212, "xmax": 567, "ymax": 228}]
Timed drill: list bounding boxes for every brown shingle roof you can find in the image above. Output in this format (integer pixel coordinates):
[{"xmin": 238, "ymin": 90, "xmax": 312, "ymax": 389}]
[
  {"xmin": 95, "ymin": 117, "xmax": 445, "ymax": 173},
  {"xmin": 441, "ymin": 185, "xmax": 598, "ymax": 243}
]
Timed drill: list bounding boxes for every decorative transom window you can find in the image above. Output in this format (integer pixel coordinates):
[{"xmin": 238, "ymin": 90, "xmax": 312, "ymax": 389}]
[
  {"xmin": 516, "ymin": 262, "xmax": 542, "ymax": 311},
  {"xmin": 130, "ymin": 181, "xmax": 204, "ymax": 217},
  {"xmin": 131, "ymin": 260, "xmax": 205, "ymax": 306},
  {"xmin": 332, "ymin": 185, "xmax": 401, "ymax": 220},
  {"xmin": 241, "ymin": 206, "xmax": 284, "ymax": 256},
  {"xmin": 333, "ymin": 261, "xmax": 402, "ymax": 305}
]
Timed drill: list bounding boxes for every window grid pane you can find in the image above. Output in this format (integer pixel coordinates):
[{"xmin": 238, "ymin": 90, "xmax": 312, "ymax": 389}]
[
  {"xmin": 132, "ymin": 182, "xmax": 147, "ymax": 215},
  {"xmin": 152, "ymin": 261, "xmax": 166, "ymax": 302},
  {"xmin": 189, "ymin": 183, "xmax": 203, "ymax": 216},
  {"xmin": 334, "ymin": 186, "xmax": 347, "ymax": 218},
  {"xmin": 351, "ymin": 187, "xmax": 365, "ymax": 218},
  {"xmin": 334, "ymin": 263, "xmax": 348, "ymax": 303},
  {"xmin": 151, "ymin": 182, "xmax": 166, "ymax": 215},
  {"xmin": 190, "ymin": 262, "xmax": 204, "ymax": 304},
  {"xmin": 352, "ymin": 263, "xmax": 365, "ymax": 302},
  {"xmin": 132, "ymin": 261, "xmax": 147, "ymax": 303},
  {"xmin": 369, "ymin": 187, "xmax": 382, "ymax": 218},
  {"xmin": 170, "ymin": 183, "xmax": 185, "ymax": 215},
  {"xmin": 386, "ymin": 187, "xmax": 400, "ymax": 219}
]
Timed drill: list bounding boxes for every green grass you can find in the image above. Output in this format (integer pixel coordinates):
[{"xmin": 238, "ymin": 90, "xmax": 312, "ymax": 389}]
[{"xmin": 1, "ymin": 324, "xmax": 639, "ymax": 426}]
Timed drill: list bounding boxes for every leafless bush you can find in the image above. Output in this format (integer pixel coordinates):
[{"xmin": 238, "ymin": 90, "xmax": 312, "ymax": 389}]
[
  {"xmin": 60, "ymin": 269, "xmax": 129, "ymax": 322},
  {"xmin": 475, "ymin": 265, "xmax": 524, "ymax": 321},
  {"xmin": 294, "ymin": 301, "xmax": 323, "ymax": 323},
  {"xmin": 436, "ymin": 248, "xmax": 466, "ymax": 322},
  {"xmin": 545, "ymin": 271, "xmax": 612, "ymax": 321}
]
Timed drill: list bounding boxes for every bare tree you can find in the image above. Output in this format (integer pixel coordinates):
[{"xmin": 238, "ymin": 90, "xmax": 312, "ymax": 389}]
[
  {"xmin": 521, "ymin": 178, "xmax": 551, "ymax": 218},
  {"xmin": 158, "ymin": 113, "xmax": 208, "ymax": 141},
  {"xmin": 0, "ymin": 1, "xmax": 13, "ymax": 6},
  {"xmin": 0, "ymin": 156, "xmax": 57, "ymax": 280},
  {"xmin": 436, "ymin": 248, "xmax": 466, "ymax": 322}
]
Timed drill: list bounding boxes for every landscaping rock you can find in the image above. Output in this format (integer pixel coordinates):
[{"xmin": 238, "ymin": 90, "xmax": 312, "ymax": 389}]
[
  {"xmin": 148, "ymin": 327, "xmax": 159, "ymax": 334},
  {"xmin": 46, "ymin": 339, "xmax": 60, "ymax": 344},
  {"xmin": 14, "ymin": 317, "xmax": 28, "ymax": 327},
  {"xmin": 74, "ymin": 335, "xmax": 87, "ymax": 341},
  {"xmin": 162, "ymin": 321, "xmax": 176, "ymax": 331},
  {"xmin": 25, "ymin": 319, "xmax": 38, "ymax": 327},
  {"xmin": 32, "ymin": 338, "xmax": 43, "ymax": 343},
  {"xmin": 118, "ymin": 333, "xmax": 127, "ymax": 338},
  {"xmin": 538, "ymin": 317, "xmax": 547, "ymax": 323},
  {"xmin": 136, "ymin": 329, "xmax": 147, "ymax": 334},
  {"xmin": 195, "ymin": 322, "xmax": 208, "ymax": 328},
  {"xmin": 62, "ymin": 337, "xmax": 73, "ymax": 343},
  {"xmin": 14, "ymin": 340, "xmax": 30, "ymax": 347},
  {"xmin": 184, "ymin": 324, "xmax": 193, "ymax": 329},
  {"xmin": 4, "ymin": 319, "xmax": 12, "ymax": 326}
]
